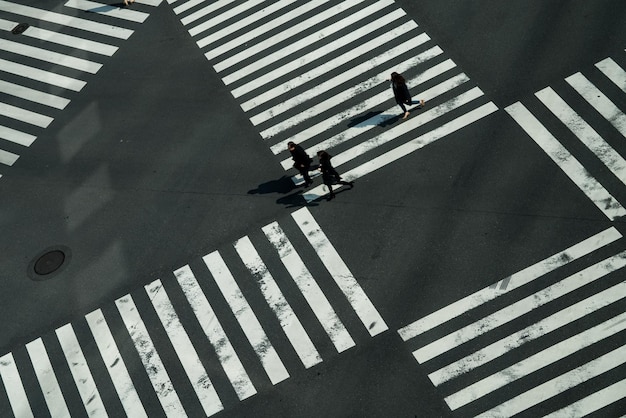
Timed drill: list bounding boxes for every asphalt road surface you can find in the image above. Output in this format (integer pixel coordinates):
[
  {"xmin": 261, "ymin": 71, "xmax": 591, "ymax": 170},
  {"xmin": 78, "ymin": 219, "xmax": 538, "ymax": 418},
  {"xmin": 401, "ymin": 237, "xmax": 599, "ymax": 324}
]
[{"xmin": 1, "ymin": 0, "xmax": 626, "ymax": 417}]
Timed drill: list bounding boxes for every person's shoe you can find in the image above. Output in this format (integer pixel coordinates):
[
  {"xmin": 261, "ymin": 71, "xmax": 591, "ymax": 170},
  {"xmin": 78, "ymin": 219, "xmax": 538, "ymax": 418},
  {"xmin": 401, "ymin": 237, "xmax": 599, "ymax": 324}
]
[
  {"xmin": 327, "ymin": 193, "xmax": 335, "ymax": 201},
  {"xmin": 420, "ymin": 99, "xmax": 425, "ymax": 108},
  {"xmin": 402, "ymin": 112, "xmax": 410, "ymax": 119}
]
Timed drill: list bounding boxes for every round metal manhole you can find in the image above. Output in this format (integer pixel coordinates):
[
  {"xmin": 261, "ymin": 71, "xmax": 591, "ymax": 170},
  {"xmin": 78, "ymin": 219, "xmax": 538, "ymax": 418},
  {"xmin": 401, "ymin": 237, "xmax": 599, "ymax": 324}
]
[{"xmin": 28, "ymin": 246, "xmax": 71, "ymax": 281}]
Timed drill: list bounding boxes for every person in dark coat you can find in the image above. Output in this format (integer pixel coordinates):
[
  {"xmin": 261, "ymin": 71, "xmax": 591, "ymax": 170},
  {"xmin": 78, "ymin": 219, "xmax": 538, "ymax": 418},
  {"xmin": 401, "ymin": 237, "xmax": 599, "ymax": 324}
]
[
  {"xmin": 288, "ymin": 141, "xmax": 313, "ymax": 187},
  {"xmin": 317, "ymin": 150, "xmax": 353, "ymax": 200},
  {"xmin": 390, "ymin": 72, "xmax": 425, "ymax": 119}
]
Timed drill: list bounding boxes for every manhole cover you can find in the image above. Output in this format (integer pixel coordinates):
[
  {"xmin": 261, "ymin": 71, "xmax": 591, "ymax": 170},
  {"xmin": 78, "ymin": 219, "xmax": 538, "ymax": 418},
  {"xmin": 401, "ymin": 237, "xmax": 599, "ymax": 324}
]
[
  {"xmin": 11, "ymin": 23, "xmax": 29, "ymax": 35},
  {"xmin": 28, "ymin": 246, "xmax": 71, "ymax": 281},
  {"xmin": 34, "ymin": 250, "xmax": 65, "ymax": 275}
]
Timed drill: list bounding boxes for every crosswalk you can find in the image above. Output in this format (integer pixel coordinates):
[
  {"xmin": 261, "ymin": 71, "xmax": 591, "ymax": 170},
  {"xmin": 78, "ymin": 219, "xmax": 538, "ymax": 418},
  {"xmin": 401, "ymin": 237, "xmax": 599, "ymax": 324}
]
[
  {"xmin": 0, "ymin": 207, "xmax": 387, "ymax": 417},
  {"xmin": 398, "ymin": 226, "xmax": 626, "ymax": 416},
  {"xmin": 167, "ymin": 0, "xmax": 498, "ymax": 201},
  {"xmin": 506, "ymin": 51, "xmax": 626, "ymax": 221},
  {"xmin": 0, "ymin": 0, "xmax": 162, "ymax": 179}
]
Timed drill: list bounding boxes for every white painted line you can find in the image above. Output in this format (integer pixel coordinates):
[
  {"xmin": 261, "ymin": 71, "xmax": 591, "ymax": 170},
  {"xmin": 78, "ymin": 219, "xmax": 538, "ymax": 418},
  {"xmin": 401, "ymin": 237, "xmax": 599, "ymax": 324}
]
[
  {"xmin": 115, "ymin": 295, "xmax": 186, "ymax": 417},
  {"xmin": 0, "ymin": 58, "xmax": 87, "ymax": 92},
  {"xmin": 0, "ymin": 79, "xmax": 69, "ymax": 110},
  {"xmin": 474, "ymin": 329, "xmax": 626, "ymax": 417},
  {"xmin": 25, "ymin": 338, "xmax": 70, "ymax": 417},
  {"xmin": 234, "ymin": 236, "xmax": 322, "ymax": 369},
  {"xmin": 135, "ymin": 0, "xmax": 162, "ymax": 6},
  {"xmin": 85, "ymin": 309, "xmax": 147, "ymax": 418},
  {"xmin": 237, "ymin": 11, "xmax": 413, "ymax": 103},
  {"xmin": 0, "ymin": 17, "xmax": 117, "ymax": 56},
  {"xmin": 0, "ymin": 38, "xmax": 102, "ymax": 73},
  {"xmin": 271, "ymin": 58, "xmax": 455, "ymax": 156},
  {"xmin": 56, "ymin": 323, "xmax": 107, "ymax": 417},
  {"xmin": 302, "ymin": 101, "xmax": 498, "ymax": 202},
  {"xmin": 397, "ymin": 227, "xmax": 621, "ymax": 341},
  {"xmin": 201, "ymin": 0, "xmax": 332, "ymax": 57},
  {"xmin": 536, "ymin": 86, "xmax": 626, "ymax": 186},
  {"xmin": 221, "ymin": 0, "xmax": 392, "ymax": 84},
  {"xmin": 596, "ymin": 57, "xmax": 626, "ymax": 93},
  {"xmin": 260, "ymin": 46, "xmax": 443, "ymax": 139},
  {"xmin": 329, "ymin": 86, "xmax": 484, "ymax": 169},
  {"xmin": 250, "ymin": 33, "xmax": 430, "ymax": 125},
  {"xmin": 0, "ymin": 147, "xmax": 20, "ymax": 166},
  {"xmin": 0, "ymin": 103, "xmax": 53, "ymax": 128},
  {"xmin": 65, "ymin": 0, "xmax": 149, "ymax": 23},
  {"xmin": 0, "ymin": 0, "xmax": 132, "ymax": 39},
  {"xmin": 203, "ymin": 251, "xmax": 289, "ymax": 385},
  {"xmin": 262, "ymin": 221, "xmax": 356, "ymax": 353},
  {"xmin": 292, "ymin": 207, "xmax": 388, "ymax": 336},
  {"xmin": 280, "ymin": 70, "xmax": 468, "ymax": 170},
  {"xmin": 181, "ymin": 0, "xmax": 241, "ymax": 26},
  {"xmin": 174, "ymin": 265, "xmax": 256, "ymax": 400},
  {"xmin": 189, "ymin": 0, "xmax": 272, "ymax": 37},
  {"xmin": 505, "ymin": 102, "xmax": 626, "ymax": 220},
  {"xmin": 429, "ymin": 279, "xmax": 626, "ymax": 385},
  {"xmin": 0, "ymin": 352, "xmax": 34, "ymax": 418},
  {"xmin": 566, "ymin": 72, "xmax": 626, "ymax": 139},
  {"xmin": 414, "ymin": 251, "xmax": 626, "ymax": 363},
  {"xmin": 196, "ymin": 0, "xmax": 297, "ymax": 49},
  {"xmin": 543, "ymin": 376, "xmax": 626, "ymax": 417},
  {"xmin": 145, "ymin": 279, "xmax": 223, "ymax": 417},
  {"xmin": 0, "ymin": 124, "xmax": 37, "ymax": 147},
  {"xmin": 28, "ymin": 28, "xmax": 116, "ymax": 56},
  {"xmin": 173, "ymin": 0, "xmax": 204, "ymax": 15}
]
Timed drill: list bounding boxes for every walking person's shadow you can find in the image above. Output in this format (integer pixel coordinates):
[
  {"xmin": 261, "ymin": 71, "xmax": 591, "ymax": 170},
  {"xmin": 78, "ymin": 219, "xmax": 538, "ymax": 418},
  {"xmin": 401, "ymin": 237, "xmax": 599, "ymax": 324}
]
[{"xmin": 248, "ymin": 175, "xmax": 318, "ymax": 208}]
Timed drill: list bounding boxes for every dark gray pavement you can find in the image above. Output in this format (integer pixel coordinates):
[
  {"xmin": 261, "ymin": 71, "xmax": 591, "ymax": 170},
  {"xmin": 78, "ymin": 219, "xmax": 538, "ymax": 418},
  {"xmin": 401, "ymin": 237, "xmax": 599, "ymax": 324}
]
[{"xmin": 1, "ymin": 0, "xmax": 626, "ymax": 416}]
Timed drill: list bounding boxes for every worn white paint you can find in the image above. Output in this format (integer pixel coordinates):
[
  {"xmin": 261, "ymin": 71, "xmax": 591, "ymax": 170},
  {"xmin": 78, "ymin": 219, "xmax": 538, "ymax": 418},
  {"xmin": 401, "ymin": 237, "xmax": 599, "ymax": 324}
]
[
  {"xmin": 0, "ymin": 58, "xmax": 86, "ymax": 91},
  {"xmin": 596, "ymin": 57, "xmax": 626, "ymax": 93},
  {"xmin": 0, "ymin": 352, "xmax": 34, "ymax": 418},
  {"xmin": 65, "ymin": 0, "xmax": 149, "ymax": 23}
]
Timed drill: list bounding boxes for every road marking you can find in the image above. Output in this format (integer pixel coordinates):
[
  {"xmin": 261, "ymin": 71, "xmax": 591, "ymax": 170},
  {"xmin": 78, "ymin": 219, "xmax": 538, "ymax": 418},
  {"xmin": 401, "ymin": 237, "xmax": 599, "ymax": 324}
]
[
  {"xmin": 536, "ymin": 86, "xmax": 626, "ymax": 186},
  {"xmin": 475, "ymin": 334, "xmax": 626, "ymax": 417},
  {"xmin": 397, "ymin": 226, "xmax": 622, "ymax": 340},
  {"xmin": 302, "ymin": 101, "xmax": 498, "ymax": 201},
  {"xmin": 56, "ymin": 323, "xmax": 108, "ymax": 417},
  {"xmin": 181, "ymin": 0, "xmax": 238, "ymax": 26},
  {"xmin": 85, "ymin": 309, "xmax": 148, "ymax": 418},
  {"xmin": 262, "ymin": 221, "xmax": 356, "ymax": 353},
  {"xmin": 174, "ymin": 264, "xmax": 257, "ymax": 401},
  {"xmin": 0, "ymin": 102, "xmax": 53, "ymax": 128},
  {"xmin": 188, "ymin": 0, "xmax": 266, "ymax": 37},
  {"xmin": 203, "ymin": 251, "xmax": 290, "ymax": 385},
  {"xmin": 544, "ymin": 376, "xmax": 626, "ymax": 417},
  {"xmin": 0, "ymin": 38, "xmax": 102, "ymax": 73},
  {"xmin": 236, "ymin": 12, "xmax": 414, "ymax": 103},
  {"xmin": 0, "ymin": 79, "xmax": 70, "ymax": 110},
  {"xmin": 0, "ymin": 352, "xmax": 34, "ymax": 418},
  {"xmin": 115, "ymin": 295, "xmax": 186, "ymax": 417},
  {"xmin": 0, "ymin": 17, "xmax": 118, "ymax": 56},
  {"xmin": 213, "ymin": 0, "xmax": 367, "ymax": 73},
  {"xmin": 0, "ymin": 58, "xmax": 86, "ymax": 92},
  {"xmin": 0, "ymin": 148, "xmax": 20, "ymax": 166},
  {"xmin": 234, "ymin": 236, "xmax": 323, "ymax": 369},
  {"xmin": 505, "ymin": 101, "xmax": 626, "ymax": 220},
  {"xmin": 566, "ymin": 71, "xmax": 626, "ymax": 139},
  {"xmin": 292, "ymin": 207, "xmax": 388, "ymax": 336},
  {"xmin": 195, "ymin": 0, "xmax": 298, "ymax": 49},
  {"xmin": 0, "ymin": 0, "xmax": 133, "ymax": 39},
  {"xmin": 145, "ymin": 279, "xmax": 224, "ymax": 416},
  {"xmin": 596, "ymin": 57, "xmax": 626, "ymax": 93},
  {"xmin": 429, "ymin": 279, "xmax": 626, "ymax": 385},
  {"xmin": 249, "ymin": 33, "xmax": 431, "ymax": 126},
  {"xmin": 25, "ymin": 338, "xmax": 71, "ymax": 417},
  {"xmin": 0, "ymin": 125, "xmax": 36, "ymax": 147},
  {"xmin": 65, "ymin": 0, "xmax": 149, "ymax": 23}
]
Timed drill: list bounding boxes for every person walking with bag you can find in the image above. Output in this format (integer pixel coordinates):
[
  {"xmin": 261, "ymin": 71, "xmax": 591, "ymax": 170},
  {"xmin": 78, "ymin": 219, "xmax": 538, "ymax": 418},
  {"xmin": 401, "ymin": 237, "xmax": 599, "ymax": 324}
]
[
  {"xmin": 317, "ymin": 150, "xmax": 353, "ymax": 200},
  {"xmin": 390, "ymin": 72, "xmax": 425, "ymax": 119},
  {"xmin": 288, "ymin": 141, "xmax": 313, "ymax": 187}
]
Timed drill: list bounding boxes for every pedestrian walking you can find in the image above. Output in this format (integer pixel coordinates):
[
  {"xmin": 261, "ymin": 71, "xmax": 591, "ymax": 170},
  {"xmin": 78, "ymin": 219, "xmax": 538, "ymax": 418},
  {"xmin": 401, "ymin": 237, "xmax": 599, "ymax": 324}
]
[
  {"xmin": 288, "ymin": 141, "xmax": 313, "ymax": 187},
  {"xmin": 317, "ymin": 150, "xmax": 353, "ymax": 200},
  {"xmin": 123, "ymin": 0, "xmax": 135, "ymax": 6},
  {"xmin": 390, "ymin": 72, "xmax": 425, "ymax": 119}
]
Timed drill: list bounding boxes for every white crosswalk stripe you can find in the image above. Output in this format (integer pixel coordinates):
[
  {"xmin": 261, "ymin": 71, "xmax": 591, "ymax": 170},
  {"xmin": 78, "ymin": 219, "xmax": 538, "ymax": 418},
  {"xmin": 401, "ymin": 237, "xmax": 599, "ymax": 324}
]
[
  {"xmin": 0, "ymin": 208, "xmax": 384, "ymax": 416},
  {"xmin": 397, "ymin": 226, "xmax": 626, "ymax": 416},
  {"xmin": 170, "ymin": 0, "xmax": 498, "ymax": 201},
  {"xmin": 507, "ymin": 52, "xmax": 626, "ymax": 221},
  {"xmin": 0, "ymin": 0, "xmax": 161, "ymax": 178}
]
